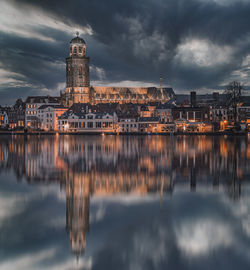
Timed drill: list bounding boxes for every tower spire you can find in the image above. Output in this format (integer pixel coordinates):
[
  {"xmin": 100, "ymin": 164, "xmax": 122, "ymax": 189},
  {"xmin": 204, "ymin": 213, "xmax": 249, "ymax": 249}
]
[
  {"xmin": 160, "ymin": 75, "xmax": 163, "ymax": 89},
  {"xmin": 76, "ymin": 31, "xmax": 79, "ymax": 37},
  {"xmin": 160, "ymin": 75, "xmax": 164, "ymax": 101}
]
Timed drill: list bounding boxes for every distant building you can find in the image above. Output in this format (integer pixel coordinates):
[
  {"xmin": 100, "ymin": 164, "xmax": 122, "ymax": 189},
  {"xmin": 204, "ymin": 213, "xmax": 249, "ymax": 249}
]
[
  {"xmin": 238, "ymin": 101, "xmax": 250, "ymax": 130},
  {"xmin": 155, "ymin": 103, "xmax": 174, "ymax": 123},
  {"xmin": 61, "ymin": 34, "xmax": 175, "ymax": 107},
  {"xmin": 25, "ymin": 96, "xmax": 61, "ymax": 129},
  {"xmin": 213, "ymin": 92, "xmax": 220, "ymax": 103},
  {"xmin": 37, "ymin": 105, "xmax": 67, "ymax": 131},
  {"xmin": 6, "ymin": 99, "xmax": 25, "ymax": 129},
  {"xmin": 190, "ymin": 91, "xmax": 197, "ymax": 107},
  {"xmin": 212, "ymin": 103, "xmax": 229, "ymax": 122},
  {"xmin": 138, "ymin": 117, "xmax": 160, "ymax": 133},
  {"xmin": 172, "ymin": 106, "xmax": 210, "ymax": 123},
  {"xmin": 0, "ymin": 108, "xmax": 8, "ymax": 128},
  {"xmin": 58, "ymin": 111, "xmax": 117, "ymax": 133}
]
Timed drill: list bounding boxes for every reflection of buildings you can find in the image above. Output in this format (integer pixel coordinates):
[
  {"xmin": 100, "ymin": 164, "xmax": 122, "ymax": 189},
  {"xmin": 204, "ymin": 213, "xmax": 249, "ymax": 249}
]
[
  {"xmin": 63, "ymin": 170, "xmax": 173, "ymax": 257},
  {"xmin": 65, "ymin": 172, "xmax": 90, "ymax": 257},
  {"xmin": 0, "ymin": 135, "xmax": 249, "ymax": 255}
]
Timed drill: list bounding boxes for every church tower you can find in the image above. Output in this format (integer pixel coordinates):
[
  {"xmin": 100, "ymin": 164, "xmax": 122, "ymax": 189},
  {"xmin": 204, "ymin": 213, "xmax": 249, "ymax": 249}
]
[{"xmin": 62, "ymin": 33, "xmax": 90, "ymax": 107}]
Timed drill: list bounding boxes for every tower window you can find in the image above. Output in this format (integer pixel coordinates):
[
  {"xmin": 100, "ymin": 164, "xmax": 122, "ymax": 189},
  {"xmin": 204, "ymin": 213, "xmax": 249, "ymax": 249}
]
[
  {"xmin": 79, "ymin": 47, "xmax": 82, "ymax": 53},
  {"xmin": 73, "ymin": 47, "xmax": 77, "ymax": 54},
  {"xmin": 79, "ymin": 66, "xmax": 83, "ymax": 76}
]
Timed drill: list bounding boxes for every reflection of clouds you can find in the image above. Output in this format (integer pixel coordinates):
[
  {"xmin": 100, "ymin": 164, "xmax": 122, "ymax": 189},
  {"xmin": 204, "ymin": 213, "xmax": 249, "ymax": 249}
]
[
  {"xmin": 90, "ymin": 204, "xmax": 106, "ymax": 224},
  {"xmin": 0, "ymin": 194, "xmax": 25, "ymax": 224},
  {"xmin": 91, "ymin": 195, "xmax": 162, "ymax": 205},
  {"xmin": 242, "ymin": 217, "xmax": 250, "ymax": 237},
  {"xmin": 229, "ymin": 185, "xmax": 250, "ymax": 238},
  {"xmin": 130, "ymin": 227, "xmax": 168, "ymax": 270},
  {"xmin": 0, "ymin": 184, "xmax": 65, "ymax": 226},
  {"xmin": 48, "ymin": 256, "xmax": 92, "ymax": 270},
  {"xmin": 0, "ymin": 248, "xmax": 57, "ymax": 270},
  {"xmin": 47, "ymin": 216, "xmax": 65, "ymax": 229},
  {"xmin": 90, "ymin": 195, "xmax": 163, "ymax": 224},
  {"xmin": 36, "ymin": 185, "xmax": 66, "ymax": 203},
  {"xmin": 0, "ymin": 246, "xmax": 92, "ymax": 270},
  {"xmin": 175, "ymin": 220, "xmax": 233, "ymax": 256}
]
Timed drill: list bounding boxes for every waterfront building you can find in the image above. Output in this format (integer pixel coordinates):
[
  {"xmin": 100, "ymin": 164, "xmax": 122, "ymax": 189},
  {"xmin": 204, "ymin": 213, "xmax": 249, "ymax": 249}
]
[
  {"xmin": 211, "ymin": 103, "xmax": 230, "ymax": 131},
  {"xmin": 37, "ymin": 105, "xmax": 67, "ymax": 131},
  {"xmin": 116, "ymin": 106, "xmax": 139, "ymax": 132},
  {"xmin": 172, "ymin": 106, "xmax": 211, "ymax": 132},
  {"xmin": 58, "ymin": 111, "xmax": 117, "ymax": 133},
  {"xmin": 155, "ymin": 103, "xmax": 174, "ymax": 123},
  {"xmin": 118, "ymin": 118, "xmax": 138, "ymax": 133},
  {"xmin": 138, "ymin": 117, "xmax": 160, "ymax": 133},
  {"xmin": 0, "ymin": 108, "xmax": 8, "ymax": 128},
  {"xmin": 172, "ymin": 106, "xmax": 210, "ymax": 122},
  {"xmin": 138, "ymin": 105, "xmax": 151, "ymax": 117},
  {"xmin": 25, "ymin": 96, "xmax": 61, "ymax": 129},
  {"xmin": 61, "ymin": 34, "xmax": 175, "ymax": 107},
  {"xmin": 237, "ymin": 101, "xmax": 250, "ymax": 131},
  {"xmin": 6, "ymin": 99, "xmax": 25, "ymax": 129}
]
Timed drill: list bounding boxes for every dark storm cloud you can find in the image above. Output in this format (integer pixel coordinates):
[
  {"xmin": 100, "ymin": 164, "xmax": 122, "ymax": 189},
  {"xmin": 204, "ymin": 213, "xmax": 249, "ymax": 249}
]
[{"xmin": 1, "ymin": 0, "xmax": 250, "ymax": 104}]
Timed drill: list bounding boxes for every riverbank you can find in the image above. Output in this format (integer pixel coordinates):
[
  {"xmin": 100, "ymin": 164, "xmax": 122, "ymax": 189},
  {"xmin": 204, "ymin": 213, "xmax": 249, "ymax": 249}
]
[{"xmin": 0, "ymin": 130, "xmax": 249, "ymax": 136}]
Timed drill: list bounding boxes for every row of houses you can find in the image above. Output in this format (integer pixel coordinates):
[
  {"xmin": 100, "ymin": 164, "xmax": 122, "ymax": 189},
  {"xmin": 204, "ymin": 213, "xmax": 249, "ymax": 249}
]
[{"xmin": 1, "ymin": 93, "xmax": 250, "ymax": 133}]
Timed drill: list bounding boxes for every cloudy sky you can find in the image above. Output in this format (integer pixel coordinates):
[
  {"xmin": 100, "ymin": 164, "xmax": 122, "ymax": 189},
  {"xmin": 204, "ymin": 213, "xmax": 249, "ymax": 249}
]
[{"xmin": 1, "ymin": 0, "xmax": 250, "ymax": 104}]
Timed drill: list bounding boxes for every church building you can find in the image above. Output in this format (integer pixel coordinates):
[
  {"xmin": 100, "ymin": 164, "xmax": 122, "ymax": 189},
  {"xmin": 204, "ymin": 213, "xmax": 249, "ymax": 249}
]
[{"xmin": 61, "ymin": 34, "xmax": 175, "ymax": 107}]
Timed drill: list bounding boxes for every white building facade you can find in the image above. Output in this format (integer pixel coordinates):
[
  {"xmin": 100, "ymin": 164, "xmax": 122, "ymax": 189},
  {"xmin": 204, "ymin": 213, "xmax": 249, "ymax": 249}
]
[
  {"xmin": 58, "ymin": 112, "xmax": 117, "ymax": 133},
  {"xmin": 25, "ymin": 96, "xmax": 61, "ymax": 129}
]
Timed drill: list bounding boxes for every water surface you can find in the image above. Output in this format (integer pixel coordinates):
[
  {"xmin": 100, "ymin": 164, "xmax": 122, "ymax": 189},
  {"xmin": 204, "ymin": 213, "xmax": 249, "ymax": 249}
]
[{"xmin": 0, "ymin": 135, "xmax": 250, "ymax": 270}]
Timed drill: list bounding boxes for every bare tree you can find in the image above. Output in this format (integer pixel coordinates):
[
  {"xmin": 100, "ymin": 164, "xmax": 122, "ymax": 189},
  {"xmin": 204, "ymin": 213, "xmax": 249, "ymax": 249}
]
[{"xmin": 225, "ymin": 81, "xmax": 243, "ymax": 126}]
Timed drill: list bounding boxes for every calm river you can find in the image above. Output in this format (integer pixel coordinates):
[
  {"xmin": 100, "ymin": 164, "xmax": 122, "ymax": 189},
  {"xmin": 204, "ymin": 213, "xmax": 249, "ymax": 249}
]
[{"xmin": 0, "ymin": 135, "xmax": 250, "ymax": 270}]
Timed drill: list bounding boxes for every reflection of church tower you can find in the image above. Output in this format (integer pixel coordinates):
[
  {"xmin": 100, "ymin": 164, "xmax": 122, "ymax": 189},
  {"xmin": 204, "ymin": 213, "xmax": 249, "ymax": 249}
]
[
  {"xmin": 66, "ymin": 172, "xmax": 90, "ymax": 256},
  {"xmin": 62, "ymin": 33, "xmax": 90, "ymax": 107}
]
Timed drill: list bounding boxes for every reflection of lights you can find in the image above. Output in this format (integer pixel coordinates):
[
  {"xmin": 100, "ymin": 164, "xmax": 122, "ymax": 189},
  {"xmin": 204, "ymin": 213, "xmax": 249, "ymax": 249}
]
[
  {"xmin": 101, "ymin": 133, "xmax": 105, "ymax": 136},
  {"xmin": 183, "ymin": 125, "xmax": 186, "ymax": 131}
]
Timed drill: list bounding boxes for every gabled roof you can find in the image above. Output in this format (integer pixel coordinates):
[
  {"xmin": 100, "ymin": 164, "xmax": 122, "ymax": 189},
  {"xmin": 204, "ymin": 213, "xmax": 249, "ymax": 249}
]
[
  {"xmin": 38, "ymin": 104, "xmax": 66, "ymax": 110},
  {"xmin": 156, "ymin": 103, "xmax": 175, "ymax": 110},
  {"xmin": 25, "ymin": 96, "xmax": 61, "ymax": 104},
  {"xmin": 58, "ymin": 110, "xmax": 114, "ymax": 120},
  {"xmin": 138, "ymin": 117, "xmax": 160, "ymax": 122}
]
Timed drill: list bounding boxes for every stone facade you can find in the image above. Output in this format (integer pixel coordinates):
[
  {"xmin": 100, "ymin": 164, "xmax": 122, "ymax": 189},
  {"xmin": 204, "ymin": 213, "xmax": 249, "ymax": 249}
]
[{"xmin": 61, "ymin": 35, "xmax": 175, "ymax": 107}]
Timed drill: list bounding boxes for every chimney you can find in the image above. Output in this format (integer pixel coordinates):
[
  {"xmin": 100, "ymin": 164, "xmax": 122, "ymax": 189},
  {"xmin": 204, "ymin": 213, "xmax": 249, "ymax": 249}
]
[
  {"xmin": 190, "ymin": 91, "xmax": 196, "ymax": 107},
  {"xmin": 212, "ymin": 92, "xmax": 219, "ymax": 103}
]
